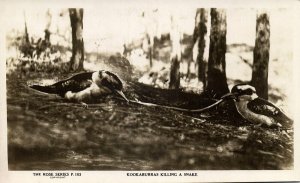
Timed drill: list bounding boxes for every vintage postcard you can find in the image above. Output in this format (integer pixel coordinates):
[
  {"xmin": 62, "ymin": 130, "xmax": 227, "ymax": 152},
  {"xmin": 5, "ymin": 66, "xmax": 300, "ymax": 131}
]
[{"xmin": 1, "ymin": 0, "xmax": 299, "ymax": 182}]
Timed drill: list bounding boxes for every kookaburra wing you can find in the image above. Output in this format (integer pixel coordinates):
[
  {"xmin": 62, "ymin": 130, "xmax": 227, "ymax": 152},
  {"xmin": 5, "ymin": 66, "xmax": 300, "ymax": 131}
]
[
  {"xmin": 230, "ymin": 84, "xmax": 292, "ymax": 128},
  {"xmin": 29, "ymin": 70, "xmax": 129, "ymax": 103},
  {"xmin": 247, "ymin": 97, "xmax": 283, "ymax": 117},
  {"xmin": 247, "ymin": 97, "xmax": 292, "ymax": 128}
]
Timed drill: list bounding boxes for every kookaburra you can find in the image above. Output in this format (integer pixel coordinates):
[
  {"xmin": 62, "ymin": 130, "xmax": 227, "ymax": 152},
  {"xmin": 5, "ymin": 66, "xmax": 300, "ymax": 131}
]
[
  {"xmin": 227, "ymin": 84, "xmax": 292, "ymax": 128},
  {"xmin": 29, "ymin": 70, "xmax": 129, "ymax": 106}
]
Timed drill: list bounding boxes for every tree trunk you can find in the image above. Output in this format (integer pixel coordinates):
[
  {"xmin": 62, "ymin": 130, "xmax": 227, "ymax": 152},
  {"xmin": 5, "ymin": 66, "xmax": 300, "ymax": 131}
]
[
  {"xmin": 251, "ymin": 12, "xmax": 270, "ymax": 100},
  {"xmin": 206, "ymin": 8, "xmax": 229, "ymax": 98},
  {"xmin": 170, "ymin": 55, "xmax": 180, "ymax": 89},
  {"xmin": 193, "ymin": 8, "xmax": 208, "ymax": 89},
  {"xmin": 69, "ymin": 8, "xmax": 84, "ymax": 71},
  {"xmin": 186, "ymin": 59, "xmax": 191, "ymax": 79},
  {"xmin": 44, "ymin": 9, "xmax": 52, "ymax": 43},
  {"xmin": 169, "ymin": 16, "xmax": 181, "ymax": 89},
  {"xmin": 23, "ymin": 12, "xmax": 29, "ymax": 44},
  {"xmin": 147, "ymin": 34, "xmax": 153, "ymax": 67}
]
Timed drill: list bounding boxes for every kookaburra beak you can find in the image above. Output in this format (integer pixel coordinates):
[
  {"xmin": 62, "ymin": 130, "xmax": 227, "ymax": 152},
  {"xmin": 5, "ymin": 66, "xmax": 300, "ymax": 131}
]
[
  {"xmin": 221, "ymin": 92, "xmax": 238, "ymax": 100},
  {"xmin": 115, "ymin": 90, "xmax": 129, "ymax": 103}
]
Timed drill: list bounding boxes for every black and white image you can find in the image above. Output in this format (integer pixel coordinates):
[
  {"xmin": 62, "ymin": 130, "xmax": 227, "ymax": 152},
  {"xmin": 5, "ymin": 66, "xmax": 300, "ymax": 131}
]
[{"xmin": 4, "ymin": 3, "xmax": 295, "ymax": 172}]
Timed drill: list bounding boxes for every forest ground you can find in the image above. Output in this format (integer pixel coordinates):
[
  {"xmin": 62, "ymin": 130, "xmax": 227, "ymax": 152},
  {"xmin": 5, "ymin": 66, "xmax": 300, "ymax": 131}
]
[{"xmin": 7, "ymin": 65, "xmax": 293, "ymax": 170}]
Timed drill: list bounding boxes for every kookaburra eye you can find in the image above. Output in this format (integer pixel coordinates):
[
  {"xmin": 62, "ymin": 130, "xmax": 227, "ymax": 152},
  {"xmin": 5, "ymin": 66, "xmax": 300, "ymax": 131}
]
[{"xmin": 246, "ymin": 89, "xmax": 253, "ymax": 95}]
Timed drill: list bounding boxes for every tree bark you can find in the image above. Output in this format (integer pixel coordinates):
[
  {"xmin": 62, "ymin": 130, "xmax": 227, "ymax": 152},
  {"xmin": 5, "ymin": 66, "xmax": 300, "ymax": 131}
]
[
  {"xmin": 193, "ymin": 8, "xmax": 208, "ymax": 89},
  {"xmin": 251, "ymin": 12, "xmax": 270, "ymax": 100},
  {"xmin": 170, "ymin": 55, "xmax": 180, "ymax": 89},
  {"xmin": 44, "ymin": 9, "xmax": 52, "ymax": 43},
  {"xmin": 169, "ymin": 16, "xmax": 181, "ymax": 89},
  {"xmin": 147, "ymin": 34, "xmax": 153, "ymax": 67},
  {"xmin": 206, "ymin": 8, "xmax": 229, "ymax": 98},
  {"xmin": 69, "ymin": 8, "xmax": 84, "ymax": 71},
  {"xmin": 23, "ymin": 12, "xmax": 29, "ymax": 44}
]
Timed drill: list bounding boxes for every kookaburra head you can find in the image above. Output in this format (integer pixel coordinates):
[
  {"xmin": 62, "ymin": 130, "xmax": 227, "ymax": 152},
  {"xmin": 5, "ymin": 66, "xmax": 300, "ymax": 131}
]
[
  {"xmin": 230, "ymin": 84, "xmax": 259, "ymax": 101},
  {"xmin": 92, "ymin": 70, "xmax": 129, "ymax": 102}
]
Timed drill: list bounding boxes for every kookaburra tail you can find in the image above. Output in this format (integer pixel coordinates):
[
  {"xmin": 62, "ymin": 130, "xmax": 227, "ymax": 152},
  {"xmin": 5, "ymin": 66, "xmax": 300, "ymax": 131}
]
[{"xmin": 29, "ymin": 84, "xmax": 58, "ymax": 95}]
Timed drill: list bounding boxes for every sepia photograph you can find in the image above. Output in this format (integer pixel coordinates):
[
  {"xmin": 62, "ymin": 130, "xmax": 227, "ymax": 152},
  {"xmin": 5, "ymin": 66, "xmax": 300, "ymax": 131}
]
[{"xmin": 1, "ymin": 0, "xmax": 300, "ymax": 182}]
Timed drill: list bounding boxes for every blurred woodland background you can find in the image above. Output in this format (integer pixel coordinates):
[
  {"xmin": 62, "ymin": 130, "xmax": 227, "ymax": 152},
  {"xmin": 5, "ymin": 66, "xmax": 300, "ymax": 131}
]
[
  {"xmin": 6, "ymin": 7, "xmax": 294, "ymax": 170},
  {"xmin": 6, "ymin": 8, "xmax": 293, "ymax": 109}
]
